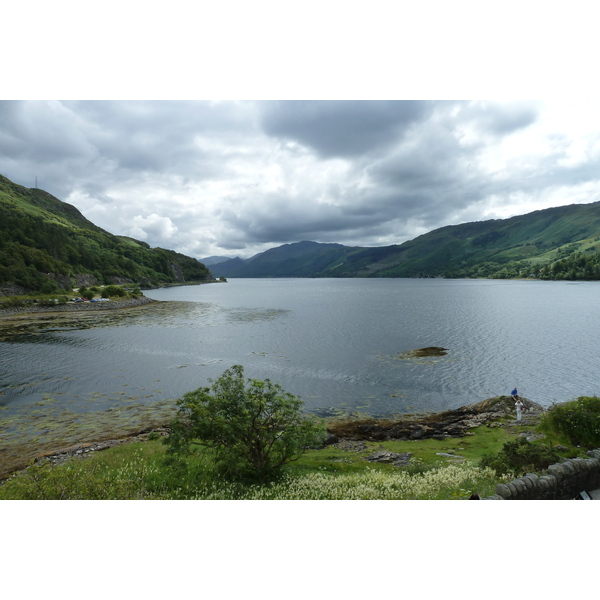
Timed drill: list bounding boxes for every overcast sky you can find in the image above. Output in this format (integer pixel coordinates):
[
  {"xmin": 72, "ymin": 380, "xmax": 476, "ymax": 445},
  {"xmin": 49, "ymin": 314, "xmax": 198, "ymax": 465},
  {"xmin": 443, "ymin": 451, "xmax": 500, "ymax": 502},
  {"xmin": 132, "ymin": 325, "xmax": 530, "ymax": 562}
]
[
  {"xmin": 2, "ymin": 99, "xmax": 600, "ymax": 259},
  {"xmin": 2, "ymin": 3, "xmax": 599, "ymax": 261}
]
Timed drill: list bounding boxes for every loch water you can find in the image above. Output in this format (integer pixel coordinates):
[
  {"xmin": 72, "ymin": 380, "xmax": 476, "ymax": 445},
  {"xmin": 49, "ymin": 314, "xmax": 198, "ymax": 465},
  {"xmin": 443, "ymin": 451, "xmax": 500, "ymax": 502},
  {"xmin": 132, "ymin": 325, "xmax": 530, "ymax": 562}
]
[{"xmin": 2, "ymin": 278, "xmax": 600, "ymax": 425}]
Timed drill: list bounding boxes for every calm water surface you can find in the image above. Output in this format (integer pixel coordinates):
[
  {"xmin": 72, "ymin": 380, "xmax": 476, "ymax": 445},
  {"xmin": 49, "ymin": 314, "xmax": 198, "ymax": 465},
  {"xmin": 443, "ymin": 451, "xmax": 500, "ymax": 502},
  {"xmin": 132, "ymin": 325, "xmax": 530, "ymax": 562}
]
[{"xmin": 2, "ymin": 278, "xmax": 600, "ymax": 425}]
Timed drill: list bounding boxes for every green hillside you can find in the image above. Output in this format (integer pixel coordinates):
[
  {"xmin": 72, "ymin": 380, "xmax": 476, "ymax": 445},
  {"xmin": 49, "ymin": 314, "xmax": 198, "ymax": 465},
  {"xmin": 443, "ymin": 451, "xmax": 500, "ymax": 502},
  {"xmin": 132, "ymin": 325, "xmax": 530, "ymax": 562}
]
[
  {"xmin": 0, "ymin": 174, "xmax": 212, "ymax": 294},
  {"xmin": 334, "ymin": 202, "xmax": 600, "ymax": 278},
  {"xmin": 213, "ymin": 201, "xmax": 600, "ymax": 280}
]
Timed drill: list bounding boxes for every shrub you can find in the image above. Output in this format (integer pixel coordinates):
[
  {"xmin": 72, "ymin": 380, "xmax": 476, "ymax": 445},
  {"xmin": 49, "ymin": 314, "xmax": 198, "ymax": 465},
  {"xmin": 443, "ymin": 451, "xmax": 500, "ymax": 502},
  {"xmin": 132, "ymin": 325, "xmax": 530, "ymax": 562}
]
[
  {"xmin": 480, "ymin": 437, "xmax": 560, "ymax": 476},
  {"xmin": 164, "ymin": 365, "xmax": 327, "ymax": 483},
  {"xmin": 539, "ymin": 396, "xmax": 600, "ymax": 447},
  {"xmin": 103, "ymin": 285, "xmax": 126, "ymax": 297}
]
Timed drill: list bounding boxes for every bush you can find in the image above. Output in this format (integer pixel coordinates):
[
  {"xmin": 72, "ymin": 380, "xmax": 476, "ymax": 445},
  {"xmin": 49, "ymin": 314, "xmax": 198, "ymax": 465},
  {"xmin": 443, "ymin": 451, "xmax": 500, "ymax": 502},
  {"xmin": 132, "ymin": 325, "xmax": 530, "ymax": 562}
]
[
  {"xmin": 102, "ymin": 285, "xmax": 126, "ymax": 297},
  {"xmin": 164, "ymin": 365, "xmax": 327, "ymax": 482},
  {"xmin": 539, "ymin": 396, "xmax": 600, "ymax": 447},
  {"xmin": 480, "ymin": 437, "xmax": 560, "ymax": 476}
]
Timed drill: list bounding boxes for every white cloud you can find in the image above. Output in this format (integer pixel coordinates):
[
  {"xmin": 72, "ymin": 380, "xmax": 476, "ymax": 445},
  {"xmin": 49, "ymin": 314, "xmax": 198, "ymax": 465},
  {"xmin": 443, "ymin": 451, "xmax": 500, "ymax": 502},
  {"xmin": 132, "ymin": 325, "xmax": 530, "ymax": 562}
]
[{"xmin": 128, "ymin": 214, "xmax": 178, "ymax": 243}]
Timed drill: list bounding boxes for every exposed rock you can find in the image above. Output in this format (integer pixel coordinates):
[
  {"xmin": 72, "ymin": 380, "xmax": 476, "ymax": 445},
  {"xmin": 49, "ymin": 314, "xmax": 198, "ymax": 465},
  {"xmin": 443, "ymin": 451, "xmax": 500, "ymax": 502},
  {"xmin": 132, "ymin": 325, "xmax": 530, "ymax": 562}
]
[
  {"xmin": 107, "ymin": 276, "xmax": 134, "ymax": 285},
  {"xmin": 436, "ymin": 452, "xmax": 466, "ymax": 460},
  {"xmin": 74, "ymin": 273, "xmax": 101, "ymax": 287},
  {"xmin": 366, "ymin": 450, "xmax": 413, "ymax": 467},
  {"xmin": 0, "ymin": 284, "xmax": 26, "ymax": 296},
  {"xmin": 332, "ymin": 439, "xmax": 368, "ymax": 452},
  {"xmin": 323, "ymin": 433, "xmax": 339, "ymax": 446},
  {"xmin": 170, "ymin": 262, "xmax": 186, "ymax": 283},
  {"xmin": 518, "ymin": 431, "xmax": 547, "ymax": 442},
  {"xmin": 327, "ymin": 396, "xmax": 545, "ymax": 442}
]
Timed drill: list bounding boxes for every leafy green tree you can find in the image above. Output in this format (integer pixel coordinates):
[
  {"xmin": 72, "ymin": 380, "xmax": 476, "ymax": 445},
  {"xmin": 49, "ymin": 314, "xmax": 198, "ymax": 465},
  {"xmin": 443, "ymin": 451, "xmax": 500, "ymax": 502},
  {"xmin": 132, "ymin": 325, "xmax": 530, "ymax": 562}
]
[{"xmin": 164, "ymin": 365, "xmax": 327, "ymax": 482}]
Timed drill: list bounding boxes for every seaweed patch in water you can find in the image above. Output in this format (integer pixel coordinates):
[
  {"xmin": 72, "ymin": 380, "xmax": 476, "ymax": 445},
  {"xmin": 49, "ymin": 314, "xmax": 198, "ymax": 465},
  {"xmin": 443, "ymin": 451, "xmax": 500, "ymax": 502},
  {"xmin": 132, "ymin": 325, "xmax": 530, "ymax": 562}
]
[
  {"xmin": 376, "ymin": 346, "xmax": 450, "ymax": 367},
  {"xmin": 398, "ymin": 346, "xmax": 448, "ymax": 358}
]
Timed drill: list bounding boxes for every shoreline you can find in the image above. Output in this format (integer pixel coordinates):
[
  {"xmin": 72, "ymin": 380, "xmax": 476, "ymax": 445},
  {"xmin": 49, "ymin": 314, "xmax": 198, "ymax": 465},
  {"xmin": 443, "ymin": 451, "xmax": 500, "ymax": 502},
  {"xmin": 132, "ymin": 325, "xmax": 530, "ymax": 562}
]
[
  {"xmin": 0, "ymin": 395, "xmax": 544, "ymax": 481},
  {"xmin": 0, "ymin": 294, "xmax": 159, "ymax": 319}
]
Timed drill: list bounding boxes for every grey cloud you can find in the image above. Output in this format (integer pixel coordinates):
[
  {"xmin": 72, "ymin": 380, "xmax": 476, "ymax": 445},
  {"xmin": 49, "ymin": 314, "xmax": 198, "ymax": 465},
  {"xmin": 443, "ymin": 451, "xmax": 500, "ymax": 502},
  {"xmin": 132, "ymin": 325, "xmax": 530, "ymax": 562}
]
[
  {"xmin": 0, "ymin": 101, "xmax": 96, "ymax": 162},
  {"xmin": 63, "ymin": 100, "xmax": 256, "ymax": 177},
  {"xmin": 258, "ymin": 100, "xmax": 434, "ymax": 158}
]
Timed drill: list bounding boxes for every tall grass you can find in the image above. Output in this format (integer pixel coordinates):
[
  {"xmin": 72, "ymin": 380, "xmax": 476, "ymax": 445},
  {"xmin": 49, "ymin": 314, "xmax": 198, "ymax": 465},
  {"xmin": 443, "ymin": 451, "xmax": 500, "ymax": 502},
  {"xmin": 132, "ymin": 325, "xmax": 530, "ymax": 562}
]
[
  {"xmin": 0, "ymin": 449, "xmax": 504, "ymax": 500},
  {"xmin": 189, "ymin": 464, "xmax": 505, "ymax": 500}
]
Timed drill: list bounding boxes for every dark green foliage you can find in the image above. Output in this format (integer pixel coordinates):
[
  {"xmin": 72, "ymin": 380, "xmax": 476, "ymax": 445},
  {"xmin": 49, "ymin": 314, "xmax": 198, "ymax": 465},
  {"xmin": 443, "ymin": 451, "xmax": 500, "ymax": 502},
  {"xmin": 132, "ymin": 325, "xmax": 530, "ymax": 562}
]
[
  {"xmin": 539, "ymin": 396, "xmax": 600, "ymax": 447},
  {"xmin": 164, "ymin": 365, "xmax": 327, "ymax": 482},
  {"xmin": 480, "ymin": 437, "xmax": 560, "ymax": 476},
  {"xmin": 102, "ymin": 285, "xmax": 126, "ymax": 297},
  {"xmin": 538, "ymin": 252, "xmax": 600, "ymax": 280},
  {"xmin": 0, "ymin": 174, "xmax": 212, "ymax": 293}
]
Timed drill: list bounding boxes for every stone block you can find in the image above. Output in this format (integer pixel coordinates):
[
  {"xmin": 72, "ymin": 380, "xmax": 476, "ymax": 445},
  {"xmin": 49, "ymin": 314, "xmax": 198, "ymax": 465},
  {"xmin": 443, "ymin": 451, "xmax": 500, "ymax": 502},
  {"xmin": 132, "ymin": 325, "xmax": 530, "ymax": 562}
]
[
  {"xmin": 538, "ymin": 475, "xmax": 558, "ymax": 499},
  {"xmin": 559, "ymin": 460, "xmax": 576, "ymax": 475},
  {"xmin": 548, "ymin": 463, "xmax": 567, "ymax": 478},
  {"xmin": 520, "ymin": 476, "xmax": 534, "ymax": 490},
  {"xmin": 570, "ymin": 458, "xmax": 587, "ymax": 472},
  {"xmin": 506, "ymin": 481, "xmax": 522, "ymax": 498},
  {"xmin": 495, "ymin": 483, "xmax": 511, "ymax": 499}
]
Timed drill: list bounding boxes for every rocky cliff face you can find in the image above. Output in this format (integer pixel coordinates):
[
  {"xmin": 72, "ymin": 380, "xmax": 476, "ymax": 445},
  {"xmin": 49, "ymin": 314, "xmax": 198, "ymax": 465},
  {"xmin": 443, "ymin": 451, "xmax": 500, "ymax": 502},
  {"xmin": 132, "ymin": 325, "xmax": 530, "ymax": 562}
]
[{"xmin": 170, "ymin": 262, "xmax": 186, "ymax": 283}]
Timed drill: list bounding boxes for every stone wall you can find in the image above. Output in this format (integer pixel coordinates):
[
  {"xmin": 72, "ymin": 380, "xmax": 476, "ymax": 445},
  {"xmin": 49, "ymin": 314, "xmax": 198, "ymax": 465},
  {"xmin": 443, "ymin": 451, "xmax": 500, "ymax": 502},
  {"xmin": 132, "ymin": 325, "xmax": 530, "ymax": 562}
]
[{"xmin": 487, "ymin": 449, "xmax": 600, "ymax": 500}]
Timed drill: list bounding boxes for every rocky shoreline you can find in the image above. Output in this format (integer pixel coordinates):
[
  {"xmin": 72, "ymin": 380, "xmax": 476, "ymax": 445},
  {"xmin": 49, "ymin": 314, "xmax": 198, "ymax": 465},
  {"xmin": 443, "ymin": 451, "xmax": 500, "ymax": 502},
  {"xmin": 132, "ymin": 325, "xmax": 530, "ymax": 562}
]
[
  {"xmin": 326, "ymin": 395, "xmax": 544, "ymax": 443},
  {"xmin": 34, "ymin": 428, "xmax": 170, "ymax": 469},
  {"xmin": 0, "ymin": 294, "xmax": 158, "ymax": 318}
]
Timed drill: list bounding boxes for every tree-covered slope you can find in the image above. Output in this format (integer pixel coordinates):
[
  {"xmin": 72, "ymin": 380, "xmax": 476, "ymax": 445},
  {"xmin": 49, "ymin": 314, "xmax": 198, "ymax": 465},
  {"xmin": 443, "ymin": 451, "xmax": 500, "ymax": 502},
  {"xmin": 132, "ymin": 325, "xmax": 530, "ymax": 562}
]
[
  {"xmin": 212, "ymin": 201, "xmax": 600, "ymax": 279},
  {"xmin": 0, "ymin": 174, "xmax": 212, "ymax": 294}
]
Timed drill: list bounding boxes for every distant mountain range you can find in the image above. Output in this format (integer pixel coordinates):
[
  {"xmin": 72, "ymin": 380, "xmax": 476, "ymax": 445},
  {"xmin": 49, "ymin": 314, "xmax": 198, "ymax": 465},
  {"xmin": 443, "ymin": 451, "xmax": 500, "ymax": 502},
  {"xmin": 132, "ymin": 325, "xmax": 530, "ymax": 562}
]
[
  {"xmin": 4, "ymin": 169, "xmax": 600, "ymax": 296},
  {"xmin": 199, "ymin": 255, "xmax": 236, "ymax": 266},
  {"xmin": 209, "ymin": 202, "xmax": 600, "ymax": 280},
  {"xmin": 0, "ymin": 174, "xmax": 213, "ymax": 295}
]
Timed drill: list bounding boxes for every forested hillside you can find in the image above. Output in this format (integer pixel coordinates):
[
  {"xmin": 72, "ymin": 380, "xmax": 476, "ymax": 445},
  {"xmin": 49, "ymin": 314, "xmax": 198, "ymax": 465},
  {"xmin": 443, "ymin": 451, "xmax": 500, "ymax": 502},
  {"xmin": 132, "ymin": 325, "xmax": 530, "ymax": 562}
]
[
  {"xmin": 0, "ymin": 174, "xmax": 212, "ymax": 294},
  {"xmin": 212, "ymin": 201, "xmax": 600, "ymax": 280}
]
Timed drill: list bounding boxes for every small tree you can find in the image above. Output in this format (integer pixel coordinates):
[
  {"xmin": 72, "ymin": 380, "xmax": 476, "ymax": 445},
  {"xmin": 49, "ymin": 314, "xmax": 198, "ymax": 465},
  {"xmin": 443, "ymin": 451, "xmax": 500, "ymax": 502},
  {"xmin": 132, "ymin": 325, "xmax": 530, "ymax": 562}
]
[{"xmin": 164, "ymin": 365, "xmax": 326, "ymax": 482}]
